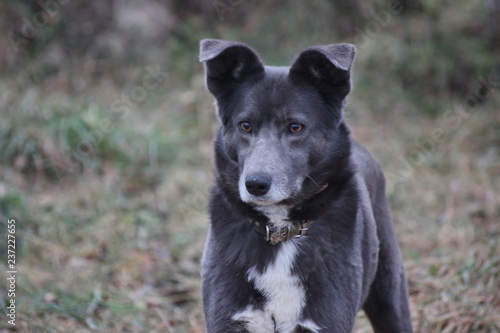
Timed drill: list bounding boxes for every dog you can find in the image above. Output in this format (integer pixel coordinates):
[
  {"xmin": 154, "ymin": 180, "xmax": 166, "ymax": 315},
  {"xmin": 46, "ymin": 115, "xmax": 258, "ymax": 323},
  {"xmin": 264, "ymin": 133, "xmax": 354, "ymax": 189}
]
[{"xmin": 199, "ymin": 39, "xmax": 413, "ymax": 333}]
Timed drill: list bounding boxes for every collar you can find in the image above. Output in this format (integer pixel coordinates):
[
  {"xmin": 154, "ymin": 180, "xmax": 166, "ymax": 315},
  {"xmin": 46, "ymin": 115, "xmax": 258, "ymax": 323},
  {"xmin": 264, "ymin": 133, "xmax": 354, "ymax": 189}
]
[
  {"xmin": 247, "ymin": 183, "xmax": 326, "ymax": 245},
  {"xmin": 249, "ymin": 219, "xmax": 313, "ymax": 245},
  {"xmin": 313, "ymin": 183, "xmax": 328, "ymax": 195}
]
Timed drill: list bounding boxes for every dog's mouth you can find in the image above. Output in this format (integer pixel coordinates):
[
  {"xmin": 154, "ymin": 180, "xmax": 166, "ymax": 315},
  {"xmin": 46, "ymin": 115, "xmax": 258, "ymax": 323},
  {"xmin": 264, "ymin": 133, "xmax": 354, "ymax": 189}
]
[
  {"xmin": 247, "ymin": 199, "xmax": 273, "ymax": 206},
  {"xmin": 241, "ymin": 192, "xmax": 291, "ymax": 206}
]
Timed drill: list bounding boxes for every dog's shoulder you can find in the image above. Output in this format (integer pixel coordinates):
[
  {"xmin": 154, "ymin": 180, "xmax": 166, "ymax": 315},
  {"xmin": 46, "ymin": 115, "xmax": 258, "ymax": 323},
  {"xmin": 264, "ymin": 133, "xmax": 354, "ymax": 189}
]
[{"xmin": 350, "ymin": 139, "xmax": 386, "ymax": 200}]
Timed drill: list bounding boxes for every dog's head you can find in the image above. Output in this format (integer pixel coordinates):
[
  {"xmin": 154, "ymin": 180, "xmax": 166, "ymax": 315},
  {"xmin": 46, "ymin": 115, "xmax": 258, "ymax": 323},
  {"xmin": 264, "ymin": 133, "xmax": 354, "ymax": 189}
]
[{"xmin": 200, "ymin": 39, "xmax": 355, "ymax": 209}]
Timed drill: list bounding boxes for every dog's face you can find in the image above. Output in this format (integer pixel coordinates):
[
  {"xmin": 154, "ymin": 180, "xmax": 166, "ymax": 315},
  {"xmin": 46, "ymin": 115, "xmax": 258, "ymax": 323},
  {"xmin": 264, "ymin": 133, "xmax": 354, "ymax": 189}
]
[{"xmin": 200, "ymin": 40, "xmax": 355, "ymax": 208}]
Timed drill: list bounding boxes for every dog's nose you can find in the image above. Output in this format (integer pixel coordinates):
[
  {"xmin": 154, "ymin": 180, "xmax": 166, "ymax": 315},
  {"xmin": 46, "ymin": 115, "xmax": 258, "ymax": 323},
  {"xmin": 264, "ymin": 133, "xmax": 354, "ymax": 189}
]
[{"xmin": 245, "ymin": 173, "xmax": 272, "ymax": 196}]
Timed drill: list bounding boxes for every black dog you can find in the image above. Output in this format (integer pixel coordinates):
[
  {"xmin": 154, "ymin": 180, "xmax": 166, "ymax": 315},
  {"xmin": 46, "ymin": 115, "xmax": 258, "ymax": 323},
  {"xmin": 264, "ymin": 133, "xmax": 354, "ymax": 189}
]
[{"xmin": 199, "ymin": 39, "xmax": 413, "ymax": 333}]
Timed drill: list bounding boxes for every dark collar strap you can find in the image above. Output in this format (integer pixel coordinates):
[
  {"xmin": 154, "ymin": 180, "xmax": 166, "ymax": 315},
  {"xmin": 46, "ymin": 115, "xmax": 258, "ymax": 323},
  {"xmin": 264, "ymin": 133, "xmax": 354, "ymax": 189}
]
[{"xmin": 250, "ymin": 220, "xmax": 313, "ymax": 245}]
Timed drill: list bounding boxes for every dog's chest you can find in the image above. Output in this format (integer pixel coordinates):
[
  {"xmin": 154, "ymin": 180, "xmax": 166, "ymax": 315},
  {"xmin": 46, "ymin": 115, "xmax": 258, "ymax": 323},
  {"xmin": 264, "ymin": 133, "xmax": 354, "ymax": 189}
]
[{"xmin": 232, "ymin": 241, "xmax": 320, "ymax": 333}]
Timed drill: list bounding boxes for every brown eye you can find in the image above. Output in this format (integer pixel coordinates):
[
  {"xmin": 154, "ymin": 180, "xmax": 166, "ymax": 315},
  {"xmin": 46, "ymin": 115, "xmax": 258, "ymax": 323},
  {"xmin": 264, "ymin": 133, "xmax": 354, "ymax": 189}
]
[
  {"xmin": 289, "ymin": 123, "xmax": 304, "ymax": 133},
  {"xmin": 240, "ymin": 122, "xmax": 252, "ymax": 132}
]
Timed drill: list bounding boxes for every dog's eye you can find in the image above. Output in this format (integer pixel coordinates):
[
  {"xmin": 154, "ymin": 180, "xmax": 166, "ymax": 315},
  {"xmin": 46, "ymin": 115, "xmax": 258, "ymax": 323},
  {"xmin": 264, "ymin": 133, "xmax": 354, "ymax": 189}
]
[
  {"xmin": 240, "ymin": 122, "xmax": 252, "ymax": 133},
  {"xmin": 289, "ymin": 123, "xmax": 304, "ymax": 133}
]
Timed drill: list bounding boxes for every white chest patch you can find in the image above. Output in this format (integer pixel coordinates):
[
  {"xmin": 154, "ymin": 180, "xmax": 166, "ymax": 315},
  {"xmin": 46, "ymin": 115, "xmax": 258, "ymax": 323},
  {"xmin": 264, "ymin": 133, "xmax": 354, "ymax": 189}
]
[{"xmin": 232, "ymin": 240, "xmax": 319, "ymax": 333}]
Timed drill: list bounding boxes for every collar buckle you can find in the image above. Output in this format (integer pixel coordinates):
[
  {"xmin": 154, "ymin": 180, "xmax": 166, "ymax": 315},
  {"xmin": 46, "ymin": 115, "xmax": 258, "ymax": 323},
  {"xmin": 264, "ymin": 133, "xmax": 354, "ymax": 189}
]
[
  {"xmin": 264, "ymin": 221, "xmax": 310, "ymax": 245},
  {"xmin": 250, "ymin": 219, "xmax": 312, "ymax": 245}
]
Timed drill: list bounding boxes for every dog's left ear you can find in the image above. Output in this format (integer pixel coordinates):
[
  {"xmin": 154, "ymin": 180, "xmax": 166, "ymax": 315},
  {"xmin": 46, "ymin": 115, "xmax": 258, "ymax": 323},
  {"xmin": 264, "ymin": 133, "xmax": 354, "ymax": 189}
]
[
  {"xmin": 199, "ymin": 39, "xmax": 265, "ymax": 98},
  {"xmin": 290, "ymin": 44, "xmax": 356, "ymax": 105}
]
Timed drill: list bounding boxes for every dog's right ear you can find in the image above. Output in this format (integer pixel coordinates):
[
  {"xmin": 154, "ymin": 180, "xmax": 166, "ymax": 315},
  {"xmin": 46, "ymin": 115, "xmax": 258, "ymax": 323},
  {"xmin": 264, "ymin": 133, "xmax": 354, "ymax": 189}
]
[
  {"xmin": 290, "ymin": 44, "xmax": 356, "ymax": 107},
  {"xmin": 199, "ymin": 39, "xmax": 265, "ymax": 97}
]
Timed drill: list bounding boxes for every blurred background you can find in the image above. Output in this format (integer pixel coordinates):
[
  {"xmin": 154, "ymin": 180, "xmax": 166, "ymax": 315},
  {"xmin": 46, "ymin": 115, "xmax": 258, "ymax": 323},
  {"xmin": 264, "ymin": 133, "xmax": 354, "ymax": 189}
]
[{"xmin": 0, "ymin": 0, "xmax": 499, "ymax": 332}]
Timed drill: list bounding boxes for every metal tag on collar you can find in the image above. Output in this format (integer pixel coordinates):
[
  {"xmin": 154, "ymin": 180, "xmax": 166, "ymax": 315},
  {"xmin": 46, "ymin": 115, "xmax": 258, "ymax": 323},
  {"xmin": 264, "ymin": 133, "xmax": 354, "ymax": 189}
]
[{"xmin": 294, "ymin": 222, "xmax": 309, "ymax": 238}]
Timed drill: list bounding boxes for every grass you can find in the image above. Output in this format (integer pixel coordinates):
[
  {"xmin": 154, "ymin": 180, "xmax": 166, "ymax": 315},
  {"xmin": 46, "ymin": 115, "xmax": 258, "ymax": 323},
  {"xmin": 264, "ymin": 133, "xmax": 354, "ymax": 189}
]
[
  {"xmin": 349, "ymin": 100, "xmax": 500, "ymax": 332},
  {"xmin": 1, "ymin": 0, "xmax": 499, "ymax": 332}
]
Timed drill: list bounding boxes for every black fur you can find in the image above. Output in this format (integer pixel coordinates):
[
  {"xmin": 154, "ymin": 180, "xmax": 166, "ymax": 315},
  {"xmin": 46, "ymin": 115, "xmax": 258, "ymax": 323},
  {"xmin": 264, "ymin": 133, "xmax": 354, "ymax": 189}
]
[{"xmin": 200, "ymin": 39, "xmax": 413, "ymax": 333}]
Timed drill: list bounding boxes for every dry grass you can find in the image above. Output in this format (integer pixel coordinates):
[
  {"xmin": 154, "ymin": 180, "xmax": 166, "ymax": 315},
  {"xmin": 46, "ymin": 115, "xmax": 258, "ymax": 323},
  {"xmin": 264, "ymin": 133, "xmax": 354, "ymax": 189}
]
[{"xmin": 350, "ymin": 94, "xmax": 500, "ymax": 332}]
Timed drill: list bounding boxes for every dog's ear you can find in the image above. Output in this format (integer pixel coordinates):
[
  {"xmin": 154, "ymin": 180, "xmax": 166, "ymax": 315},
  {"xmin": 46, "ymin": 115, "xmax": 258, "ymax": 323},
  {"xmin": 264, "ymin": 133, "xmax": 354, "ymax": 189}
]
[
  {"xmin": 199, "ymin": 39, "xmax": 265, "ymax": 97},
  {"xmin": 290, "ymin": 44, "xmax": 356, "ymax": 105}
]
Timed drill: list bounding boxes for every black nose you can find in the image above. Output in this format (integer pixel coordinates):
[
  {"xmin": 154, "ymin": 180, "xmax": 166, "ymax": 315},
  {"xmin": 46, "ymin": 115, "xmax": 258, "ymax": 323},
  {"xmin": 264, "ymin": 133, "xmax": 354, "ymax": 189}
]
[{"xmin": 245, "ymin": 173, "xmax": 272, "ymax": 196}]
